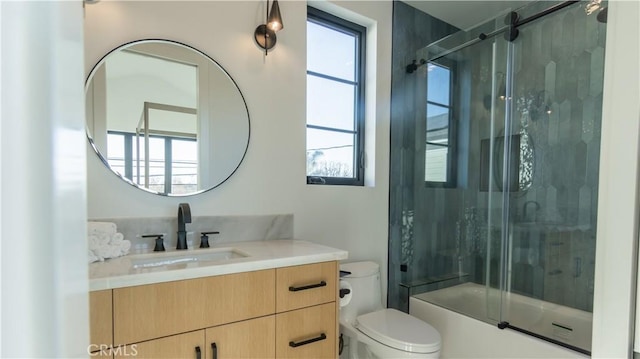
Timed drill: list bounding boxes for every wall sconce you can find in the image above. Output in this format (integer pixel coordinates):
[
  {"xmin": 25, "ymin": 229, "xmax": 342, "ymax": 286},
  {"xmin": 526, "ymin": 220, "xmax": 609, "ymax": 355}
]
[{"xmin": 254, "ymin": 0, "xmax": 284, "ymax": 55}]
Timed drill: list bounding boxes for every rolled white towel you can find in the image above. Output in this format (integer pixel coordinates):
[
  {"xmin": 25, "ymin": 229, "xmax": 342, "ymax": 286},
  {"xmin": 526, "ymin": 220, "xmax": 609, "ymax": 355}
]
[
  {"xmin": 93, "ymin": 233, "xmax": 111, "ymax": 246},
  {"xmin": 88, "ymin": 222, "xmax": 117, "ymax": 236},
  {"xmin": 92, "ymin": 240, "xmax": 132, "ymax": 260},
  {"xmin": 111, "ymin": 232, "xmax": 124, "ymax": 245},
  {"xmin": 88, "ymin": 229, "xmax": 131, "ymax": 262},
  {"xmin": 88, "ymin": 235, "xmax": 101, "ymax": 251},
  {"xmin": 88, "ymin": 249, "xmax": 101, "ymax": 263},
  {"xmin": 120, "ymin": 240, "xmax": 132, "ymax": 255},
  {"xmin": 93, "ymin": 244, "xmax": 114, "ymax": 260}
]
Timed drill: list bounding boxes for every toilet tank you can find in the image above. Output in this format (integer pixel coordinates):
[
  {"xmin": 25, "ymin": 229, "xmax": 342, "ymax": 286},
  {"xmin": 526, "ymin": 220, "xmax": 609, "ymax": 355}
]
[{"xmin": 340, "ymin": 261, "xmax": 384, "ymax": 324}]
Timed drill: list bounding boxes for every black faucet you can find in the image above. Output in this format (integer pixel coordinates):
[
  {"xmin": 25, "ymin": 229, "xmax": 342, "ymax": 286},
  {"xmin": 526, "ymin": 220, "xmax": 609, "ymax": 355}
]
[{"xmin": 177, "ymin": 203, "xmax": 192, "ymax": 250}]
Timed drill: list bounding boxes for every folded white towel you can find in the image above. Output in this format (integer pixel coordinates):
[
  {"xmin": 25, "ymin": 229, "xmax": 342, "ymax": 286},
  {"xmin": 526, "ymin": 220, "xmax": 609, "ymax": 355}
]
[{"xmin": 88, "ymin": 222, "xmax": 117, "ymax": 237}]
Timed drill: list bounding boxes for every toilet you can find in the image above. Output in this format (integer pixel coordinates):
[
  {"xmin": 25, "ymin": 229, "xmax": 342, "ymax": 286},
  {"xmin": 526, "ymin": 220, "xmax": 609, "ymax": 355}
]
[{"xmin": 339, "ymin": 261, "xmax": 441, "ymax": 358}]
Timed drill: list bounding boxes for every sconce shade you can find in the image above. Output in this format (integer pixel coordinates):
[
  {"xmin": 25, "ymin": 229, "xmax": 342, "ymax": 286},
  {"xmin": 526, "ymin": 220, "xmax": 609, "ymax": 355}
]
[
  {"xmin": 254, "ymin": 0, "xmax": 284, "ymax": 54},
  {"xmin": 267, "ymin": 0, "xmax": 284, "ymax": 32},
  {"xmin": 254, "ymin": 24, "xmax": 277, "ymax": 50}
]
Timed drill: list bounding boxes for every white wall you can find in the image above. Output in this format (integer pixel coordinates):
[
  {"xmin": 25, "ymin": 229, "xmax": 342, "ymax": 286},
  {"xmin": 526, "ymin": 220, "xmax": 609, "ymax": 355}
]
[
  {"xmin": 84, "ymin": 1, "xmax": 392, "ymax": 299},
  {"xmin": 592, "ymin": 0, "xmax": 640, "ymax": 357},
  {"xmin": 1, "ymin": 1, "xmax": 88, "ymax": 357}
]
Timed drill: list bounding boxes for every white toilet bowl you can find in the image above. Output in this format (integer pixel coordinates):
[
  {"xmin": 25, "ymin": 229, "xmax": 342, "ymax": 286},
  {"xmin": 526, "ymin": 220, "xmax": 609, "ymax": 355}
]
[
  {"xmin": 341, "ymin": 308, "xmax": 441, "ymax": 358},
  {"xmin": 339, "ymin": 262, "xmax": 441, "ymax": 358}
]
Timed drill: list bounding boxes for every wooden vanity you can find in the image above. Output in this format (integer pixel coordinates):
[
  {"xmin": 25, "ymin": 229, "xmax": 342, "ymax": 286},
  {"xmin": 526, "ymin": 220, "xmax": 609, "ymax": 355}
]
[{"xmin": 89, "ymin": 243, "xmax": 344, "ymax": 359}]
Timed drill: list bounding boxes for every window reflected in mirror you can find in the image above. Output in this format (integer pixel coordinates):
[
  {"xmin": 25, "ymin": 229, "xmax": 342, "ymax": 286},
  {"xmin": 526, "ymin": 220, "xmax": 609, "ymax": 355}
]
[{"xmin": 85, "ymin": 40, "xmax": 250, "ymax": 196}]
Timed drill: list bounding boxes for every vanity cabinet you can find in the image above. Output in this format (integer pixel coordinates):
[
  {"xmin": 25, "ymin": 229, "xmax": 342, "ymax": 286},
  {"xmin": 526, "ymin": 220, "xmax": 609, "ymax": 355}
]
[
  {"xmin": 116, "ymin": 330, "xmax": 204, "ymax": 359},
  {"xmin": 276, "ymin": 303, "xmax": 336, "ymax": 358},
  {"xmin": 275, "ymin": 261, "xmax": 337, "ymax": 358},
  {"xmin": 113, "ymin": 269, "xmax": 274, "ymax": 345},
  {"xmin": 205, "ymin": 315, "xmax": 275, "ymax": 358},
  {"xmin": 89, "ymin": 290, "xmax": 113, "ymax": 355},
  {"xmin": 90, "ymin": 261, "xmax": 338, "ymax": 358},
  {"xmin": 276, "ymin": 261, "xmax": 337, "ymax": 312}
]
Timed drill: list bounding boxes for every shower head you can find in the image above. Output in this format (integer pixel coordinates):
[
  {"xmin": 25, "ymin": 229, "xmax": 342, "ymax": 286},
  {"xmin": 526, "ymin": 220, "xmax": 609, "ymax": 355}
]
[
  {"xmin": 596, "ymin": 7, "xmax": 608, "ymax": 23},
  {"xmin": 406, "ymin": 59, "xmax": 426, "ymax": 74}
]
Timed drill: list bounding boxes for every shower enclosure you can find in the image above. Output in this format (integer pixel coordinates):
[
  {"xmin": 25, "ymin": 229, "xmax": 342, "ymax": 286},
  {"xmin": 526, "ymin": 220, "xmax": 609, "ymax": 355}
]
[{"xmin": 389, "ymin": 0, "xmax": 607, "ymax": 354}]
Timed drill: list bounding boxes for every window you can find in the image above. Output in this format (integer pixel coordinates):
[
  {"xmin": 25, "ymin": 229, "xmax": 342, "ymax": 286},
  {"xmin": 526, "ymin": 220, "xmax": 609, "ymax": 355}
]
[
  {"xmin": 425, "ymin": 62, "xmax": 455, "ymax": 187},
  {"xmin": 106, "ymin": 131, "xmax": 198, "ymax": 195},
  {"xmin": 306, "ymin": 7, "xmax": 366, "ymax": 186}
]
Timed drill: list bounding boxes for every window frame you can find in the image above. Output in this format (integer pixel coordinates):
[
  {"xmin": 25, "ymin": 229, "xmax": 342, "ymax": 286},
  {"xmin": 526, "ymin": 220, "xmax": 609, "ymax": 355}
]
[
  {"xmin": 106, "ymin": 130, "xmax": 198, "ymax": 195},
  {"xmin": 424, "ymin": 59, "xmax": 457, "ymax": 188},
  {"xmin": 306, "ymin": 6, "xmax": 366, "ymax": 186}
]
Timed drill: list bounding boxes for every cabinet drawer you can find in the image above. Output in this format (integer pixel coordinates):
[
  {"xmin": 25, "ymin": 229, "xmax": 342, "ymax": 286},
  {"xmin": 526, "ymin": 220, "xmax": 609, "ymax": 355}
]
[
  {"xmin": 275, "ymin": 303, "xmax": 336, "ymax": 358},
  {"xmin": 90, "ymin": 290, "xmax": 113, "ymax": 350},
  {"xmin": 113, "ymin": 269, "xmax": 275, "ymax": 345},
  {"xmin": 276, "ymin": 261, "xmax": 336, "ymax": 312}
]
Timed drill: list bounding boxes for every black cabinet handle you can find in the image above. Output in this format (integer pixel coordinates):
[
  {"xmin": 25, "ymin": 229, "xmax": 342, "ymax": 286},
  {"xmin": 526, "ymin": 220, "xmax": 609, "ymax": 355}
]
[
  {"xmin": 195, "ymin": 346, "xmax": 201, "ymax": 359},
  {"xmin": 289, "ymin": 281, "xmax": 327, "ymax": 292},
  {"xmin": 289, "ymin": 333, "xmax": 327, "ymax": 348},
  {"xmin": 211, "ymin": 342, "xmax": 217, "ymax": 359}
]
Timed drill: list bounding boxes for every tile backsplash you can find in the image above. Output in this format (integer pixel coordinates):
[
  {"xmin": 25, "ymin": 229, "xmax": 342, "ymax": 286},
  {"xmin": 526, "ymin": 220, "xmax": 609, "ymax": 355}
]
[{"xmin": 90, "ymin": 214, "xmax": 293, "ymax": 252}]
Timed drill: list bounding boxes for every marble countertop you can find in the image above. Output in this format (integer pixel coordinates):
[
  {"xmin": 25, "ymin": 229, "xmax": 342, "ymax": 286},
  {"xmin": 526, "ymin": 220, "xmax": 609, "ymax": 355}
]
[{"xmin": 89, "ymin": 239, "xmax": 348, "ymax": 291}]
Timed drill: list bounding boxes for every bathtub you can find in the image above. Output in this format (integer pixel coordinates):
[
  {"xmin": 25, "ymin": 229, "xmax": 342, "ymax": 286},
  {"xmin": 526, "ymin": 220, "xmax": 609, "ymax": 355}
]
[{"xmin": 410, "ymin": 283, "xmax": 591, "ymax": 358}]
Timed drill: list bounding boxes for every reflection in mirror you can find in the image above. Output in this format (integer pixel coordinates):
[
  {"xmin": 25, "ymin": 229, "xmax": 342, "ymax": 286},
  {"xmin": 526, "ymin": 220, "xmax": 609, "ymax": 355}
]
[
  {"xmin": 479, "ymin": 131, "xmax": 534, "ymax": 192},
  {"xmin": 86, "ymin": 40, "xmax": 250, "ymax": 196}
]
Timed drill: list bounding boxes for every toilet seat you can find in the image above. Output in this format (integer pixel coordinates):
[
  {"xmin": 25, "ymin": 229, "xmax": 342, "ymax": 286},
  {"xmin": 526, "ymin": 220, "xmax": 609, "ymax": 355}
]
[{"xmin": 355, "ymin": 308, "xmax": 441, "ymax": 354}]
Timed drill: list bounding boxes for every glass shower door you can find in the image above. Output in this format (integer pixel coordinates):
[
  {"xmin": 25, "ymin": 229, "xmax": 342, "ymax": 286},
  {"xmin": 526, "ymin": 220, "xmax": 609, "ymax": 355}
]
[
  {"xmin": 395, "ymin": 0, "xmax": 606, "ymax": 354},
  {"xmin": 402, "ymin": 16, "xmax": 512, "ymax": 325},
  {"xmin": 499, "ymin": 1, "xmax": 606, "ymax": 353}
]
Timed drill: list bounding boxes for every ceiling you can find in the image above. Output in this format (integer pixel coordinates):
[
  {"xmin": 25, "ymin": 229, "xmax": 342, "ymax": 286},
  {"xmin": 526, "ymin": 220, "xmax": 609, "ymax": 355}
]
[{"xmin": 403, "ymin": 0, "xmax": 534, "ymax": 30}]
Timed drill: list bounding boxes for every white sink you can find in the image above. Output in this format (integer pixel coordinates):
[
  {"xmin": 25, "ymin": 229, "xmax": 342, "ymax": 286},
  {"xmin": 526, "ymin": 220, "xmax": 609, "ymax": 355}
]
[{"xmin": 131, "ymin": 248, "xmax": 249, "ymax": 269}]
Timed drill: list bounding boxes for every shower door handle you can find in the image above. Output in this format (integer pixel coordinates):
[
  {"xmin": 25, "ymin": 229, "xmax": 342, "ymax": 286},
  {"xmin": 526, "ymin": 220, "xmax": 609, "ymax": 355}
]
[{"xmin": 573, "ymin": 257, "xmax": 582, "ymax": 278}]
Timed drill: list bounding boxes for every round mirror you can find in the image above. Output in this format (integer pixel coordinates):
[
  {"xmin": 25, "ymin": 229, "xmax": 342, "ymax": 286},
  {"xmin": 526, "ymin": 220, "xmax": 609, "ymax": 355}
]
[
  {"xmin": 85, "ymin": 39, "xmax": 250, "ymax": 196},
  {"xmin": 490, "ymin": 128, "xmax": 535, "ymax": 192}
]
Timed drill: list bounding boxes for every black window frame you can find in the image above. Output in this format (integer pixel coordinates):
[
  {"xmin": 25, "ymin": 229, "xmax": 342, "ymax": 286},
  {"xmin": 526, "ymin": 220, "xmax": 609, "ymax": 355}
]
[
  {"xmin": 424, "ymin": 59, "xmax": 457, "ymax": 188},
  {"xmin": 306, "ymin": 6, "xmax": 366, "ymax": 186},
  {"xmin": 106, "ymin": 130, "xmax": 198, "ymax": 195}
]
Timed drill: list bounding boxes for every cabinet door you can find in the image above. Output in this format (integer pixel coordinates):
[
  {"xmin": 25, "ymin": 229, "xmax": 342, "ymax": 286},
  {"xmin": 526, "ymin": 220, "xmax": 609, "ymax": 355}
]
[
  {"xmin": 276, "ymin": 261, "xmax": 336, "ymax": 312},
  {"xmin": 202, "ymin": 269, "xmax": 275, "ymax": 327},
  {"xmin": 113, "ymin": 269, "xmax": 275, "ymax": 345},
  {"xmin": 276, "ymin": 303, "xmax": 336, "ymax": 358},
  {"xmin": 205, "ymin": 316, "xmax": 275, "ymax": 359},
  {"xmin": 113, "ymin": 278, "xmax": 207, "ymax": 345},
  {"xmin": 115, "ymin": 330, "xmax": 205, "ymax": 359},
  {"xmin": 90, "ymin": 290, "xmax": 113, "ymax": 350}
]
